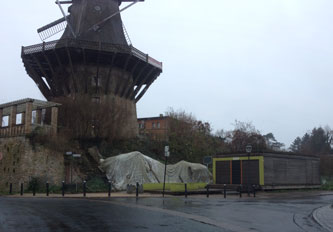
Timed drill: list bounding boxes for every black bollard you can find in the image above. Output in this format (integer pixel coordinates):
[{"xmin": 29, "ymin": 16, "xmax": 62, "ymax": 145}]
[
  {"xmin": 62, "ymin": 181, "xmax": 65, "ymax": 197},
  {"xmin": 253, "ymin": 185, "xmax": 256, "ymax": 198},
  {"xmin": 9, "ymin": 183, "xmax": 12, "ymax": 195},
  {"xmin": 46, "ymin": 182, "xmax": 49, "ymax": 197},
  {"xmin": 223, "ymin": 184, "xmax": 226, "ymax": 199},
  {"xmin": 83, "ymin": 181, "xmax": 86, "ymax": 197},
  {"xmin": 185, "ymin": 183, "xmax": 188, "ymax": 198},
  {"xmin": 136, "ymin": 182, "xmax": 139, "ymax": 198},
  {"xmin": 206, "ymin": 185, "xmax": 209, "ymax": 198},
  {"xmin": 20, "ymin": 183, "xmax": 24, "ymax": 196},
  {"xmin": 108, "ymin": 181, "xmax": 112, "ymax": 198},
  {"xmin": 33, "ymin": 183, "xmax": 36, "ymax": 196},
  {"xmin": 239, "ymin": 185, "xmax": 242, "ymax": 198}
]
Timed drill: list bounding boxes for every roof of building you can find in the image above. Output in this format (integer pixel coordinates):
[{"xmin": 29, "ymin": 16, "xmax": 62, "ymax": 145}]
[
  {"xmin": 0, "ymin": 98, "xmax": 61, "ymax": 109},
  {"xmin": 138, "ymin": 115, "xmax": 170, "ymax": 121}
]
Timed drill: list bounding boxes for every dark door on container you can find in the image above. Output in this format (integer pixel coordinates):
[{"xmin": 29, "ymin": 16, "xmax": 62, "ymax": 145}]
[
  {"xmin": 216, "ymin": 161, "xmax": 230, "ymax": 184},
  {"xmin": 232, "ymin": 160, "xmax": 241, "ymax": 184},
  {"xmin": 243, "ymin": 160, "xmax": 260, "ymax": 185}
]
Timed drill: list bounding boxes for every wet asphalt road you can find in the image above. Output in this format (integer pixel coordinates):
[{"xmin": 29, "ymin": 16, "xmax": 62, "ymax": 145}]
[{"xmin": 0, "ymin": 193, "xmax": 332, "ymax": 232}]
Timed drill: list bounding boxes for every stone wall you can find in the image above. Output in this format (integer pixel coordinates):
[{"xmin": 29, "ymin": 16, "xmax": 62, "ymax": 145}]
[{"xmin": 0, "ymin": 137, "xmax": 65, "ymax": 192}]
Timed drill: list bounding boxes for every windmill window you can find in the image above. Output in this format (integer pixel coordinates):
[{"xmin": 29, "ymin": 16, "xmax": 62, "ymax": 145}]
[
  {"xmin": 1, "ymin": 116, "xmax": 9, "ymax": 127},
  {"xmin": 31, "ymin": 111, "xmax": 37, "ymax": 124},
  {"xmin": 41, "ymin": 108, "xmax": 51, "ymax": 125},
  {"xmin": 16, "ymin": 113, "xmax": 23, "ymax": 125},
  {"xmin": 92, "ymin": 97, "xmax": 100, "ymax": 104},
  {"xmin": 92, "ymin": 77, "xmax": 102, "ymax": 87},
  {"xmin": 97, "ymin": 77, "xmax": 102, "ymax": 87},
  {"xmin": 152, "ymin": 123, "xmax": 156, "ymax": 128},
  {"xmin": 157, "ymin": 122, "xmax": 161, "ymax": 129}
]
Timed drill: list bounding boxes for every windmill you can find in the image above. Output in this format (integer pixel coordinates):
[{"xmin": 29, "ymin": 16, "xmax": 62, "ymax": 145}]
[
  {"xmin": 37, "ymin": 0, "xmax": 143, "ymax": 43},
  {"xmin": 21, "ymin": 0, "xmax": 163, "ymax": 138}
]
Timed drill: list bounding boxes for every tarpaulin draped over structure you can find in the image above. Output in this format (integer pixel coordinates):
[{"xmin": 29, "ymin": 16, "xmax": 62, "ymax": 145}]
[{"xmin": 99, "ymin": 151, "xmax": 212, "ymax": 191}]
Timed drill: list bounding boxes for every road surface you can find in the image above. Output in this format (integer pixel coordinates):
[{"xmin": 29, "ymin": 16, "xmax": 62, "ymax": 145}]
[{"xmin": 0, "ymin": 192, "xmax": 332, "ymax": 232}]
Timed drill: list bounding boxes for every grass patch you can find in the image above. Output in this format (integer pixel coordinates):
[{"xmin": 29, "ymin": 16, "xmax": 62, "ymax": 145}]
[
  {"xmin": 321, "ymin": 176, "xmax": 333, "ymax": 191},
  {"xmin": 86, "ymin": 178, "xmax": 109, "ymax": 193}
]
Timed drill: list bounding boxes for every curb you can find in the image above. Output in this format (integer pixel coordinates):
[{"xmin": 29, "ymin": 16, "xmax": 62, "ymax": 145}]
[{"xmin": 312, "ymin": 204, "xmax": 333, "ymax": 231}]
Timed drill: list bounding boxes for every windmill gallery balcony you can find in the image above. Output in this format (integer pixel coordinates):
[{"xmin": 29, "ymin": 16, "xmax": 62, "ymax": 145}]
[{"xmin": 21, "ymin": 38, "xmax": 162, "ymax": 102}]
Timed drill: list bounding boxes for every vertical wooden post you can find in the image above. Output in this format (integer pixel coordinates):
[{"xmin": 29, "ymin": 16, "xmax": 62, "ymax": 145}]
[
  {"xmin": 185, "ymin": 183, "xmax": 188, "ymax": 198},
  {"xmin": 25, "ymin": 102, "xmax": 33, "ymax": 134},
  {"xmin": 240, "ymin": 160, "xmax": 243, "ymax": 185},
  {"xmin": 46, "ymin": 182, "xmax": 49, "ymax": 196},
  {"xmin": 224, "ymin": 184, "xmax": 227, "ymax": 199},
  {"xmin": 83, "ymin": 181, "xmax": 87, "ymax": 197},
  {"xmin": 33, "ymin": 183, "xmax": 36, "ymax": 196},
  {"xmin": 206, "ymin": 185, "xmax": 209, "ymax": 198},
  {"xmin": 108, "ymin": 181, "xmax": 112, "ymax": 198},
  {"xmin": 0, "ymin": 108, "xmax": 3, "ymax": 126},
  {"xmin": 20, "ymin": 183, "xmax": 24, "ymax": 196},
  {"xmin": 10, "ymin": 105, "xmax": 17, "ymax": 136},
  {"xmin": 62, "ymin": 181, "xmax": 65, "ymax": 197},
  {"xmin": 230, "ymin": 161, "xmax": 233, "ymax": 184},
  {"xmin": 36, "ymin": 109, "xmax": 42, "ymax": 124},
  {"xmin": 51, "ymin": 107, "xmax": 58, "ymax": 135},
  {"xmin": 0, "ymin": 108, "xmax": 3, "ymax": 136}
]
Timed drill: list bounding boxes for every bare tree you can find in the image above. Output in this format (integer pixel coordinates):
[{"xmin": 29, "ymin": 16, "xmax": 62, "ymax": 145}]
[{"xmin": 57, "ymin": 95, "xmax": 127, "ymax": 142}]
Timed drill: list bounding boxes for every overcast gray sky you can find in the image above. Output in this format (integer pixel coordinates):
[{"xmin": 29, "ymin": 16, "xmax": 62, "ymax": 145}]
[{"xmin": 1, "ymin": 0, "xmax": 333, "ymax": 147}]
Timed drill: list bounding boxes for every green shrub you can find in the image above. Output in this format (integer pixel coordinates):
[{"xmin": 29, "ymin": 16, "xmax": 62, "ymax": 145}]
[{"xmin": 86, "ymin": 177, "xmax": 108, "ymax": 193}]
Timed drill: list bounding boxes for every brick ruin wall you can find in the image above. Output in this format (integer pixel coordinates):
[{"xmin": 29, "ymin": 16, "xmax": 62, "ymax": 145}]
[{"xmin": 0, "ymin": 137, "xmax": 65, "ymax": 192}]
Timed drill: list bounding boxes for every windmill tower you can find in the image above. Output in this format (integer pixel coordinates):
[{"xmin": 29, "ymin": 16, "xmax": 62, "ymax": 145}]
[{"xmin": 21, "ymin": 0, "xmax": 162, "ymax": 138}]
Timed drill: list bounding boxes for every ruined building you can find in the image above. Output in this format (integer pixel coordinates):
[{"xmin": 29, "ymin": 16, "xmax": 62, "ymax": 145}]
[
  {"xmin": 0, "ymin": 98, "xmax": 59, "ymax": 138},
  {"xmin": 0, "ymin": 99, "xmax": 63, "ymax": 192},
  {"xmin": 21, "ymin": 0, "xmax": 163, "ymax": 138}
]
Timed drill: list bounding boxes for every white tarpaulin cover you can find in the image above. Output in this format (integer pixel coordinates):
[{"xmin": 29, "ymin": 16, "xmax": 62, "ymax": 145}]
[{"xmin": 99, "ymin": 151, "xmax": 212, "ymax": 191}]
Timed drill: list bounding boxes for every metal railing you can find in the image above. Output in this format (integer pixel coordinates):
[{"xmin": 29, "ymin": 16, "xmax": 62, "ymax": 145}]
[{"xmin": 22, "ymin": 39, "xmax": 163, "ymax": 70}]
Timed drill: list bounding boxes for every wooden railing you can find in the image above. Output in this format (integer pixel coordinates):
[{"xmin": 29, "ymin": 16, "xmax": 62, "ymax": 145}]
[
  {"xmin": 22, "ymin": 39, "xmax": 163, "ymax": 70},
  {"xmin": 0, "ymin": 124, "xmax": 55, "ymax": 138},
  {"xmin": 0, "ymin": 125, "xmax": 25, "ymax": 138}
]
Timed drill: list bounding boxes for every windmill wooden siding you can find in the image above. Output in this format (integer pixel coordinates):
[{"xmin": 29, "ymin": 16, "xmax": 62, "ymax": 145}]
[{"xmin": 213, "ymin": 153, "xmax": 321, "ymax": 189}]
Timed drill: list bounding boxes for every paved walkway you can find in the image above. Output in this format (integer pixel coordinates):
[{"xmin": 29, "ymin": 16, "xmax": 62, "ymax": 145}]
[
  {"xmin": 313, "ymin": 204, "xmax": 333, "ymax": 231},
  {"xmin": 5, "ymin": 190, "xmax": 333, "ymax": 199},
  {"xmin": 6, "ymin": 192, "xmax": 158, "ymax": 198}
]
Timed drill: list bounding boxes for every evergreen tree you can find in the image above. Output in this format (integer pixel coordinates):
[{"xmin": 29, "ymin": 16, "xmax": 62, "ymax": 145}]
[{"xmin": 289, "ymin": 137, "xmax": 302, "ymax": 153}]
